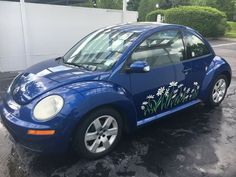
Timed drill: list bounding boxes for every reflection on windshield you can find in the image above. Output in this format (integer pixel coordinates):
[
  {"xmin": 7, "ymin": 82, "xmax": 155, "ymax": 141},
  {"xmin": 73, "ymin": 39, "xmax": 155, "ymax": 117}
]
[{"xmin": 63, "ymin": 28, "xmax": 139, "ymax": 71}]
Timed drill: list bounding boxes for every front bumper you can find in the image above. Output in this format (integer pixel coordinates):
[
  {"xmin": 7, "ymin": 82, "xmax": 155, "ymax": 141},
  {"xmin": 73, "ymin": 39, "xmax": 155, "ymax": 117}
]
[{"xmin": 0, "ymin": 104, "xmax": 70, "ymax": 154}]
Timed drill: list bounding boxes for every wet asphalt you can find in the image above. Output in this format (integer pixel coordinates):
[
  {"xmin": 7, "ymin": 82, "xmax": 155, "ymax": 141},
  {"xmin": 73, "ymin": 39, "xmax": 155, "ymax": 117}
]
[{"xmin": 0, "ymin": 39, "xmax": 235, "ymax": 177}]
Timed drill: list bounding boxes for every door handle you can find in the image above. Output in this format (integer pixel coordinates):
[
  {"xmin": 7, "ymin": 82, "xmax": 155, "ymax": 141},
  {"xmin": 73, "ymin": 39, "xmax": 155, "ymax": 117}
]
[{"xmin": 182, "ymin": 68, "xmax": 192, "ymax": 75}]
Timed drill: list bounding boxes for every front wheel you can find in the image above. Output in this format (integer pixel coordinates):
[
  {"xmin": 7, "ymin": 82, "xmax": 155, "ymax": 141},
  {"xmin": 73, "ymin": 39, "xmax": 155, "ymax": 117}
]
[
  {"xmin": 73, "ymin": 108, "xmax": 123, "ymax": 159},
  {"xmin": 207, "ymin": 75, "xmax": 228, "ymax": 107}
]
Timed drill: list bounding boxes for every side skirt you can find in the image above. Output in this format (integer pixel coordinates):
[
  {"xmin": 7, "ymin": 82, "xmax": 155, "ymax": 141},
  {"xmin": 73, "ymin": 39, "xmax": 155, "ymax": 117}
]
[{"xmin": 137, "ymin": 99, "xmax": 201, "ymax": 126}]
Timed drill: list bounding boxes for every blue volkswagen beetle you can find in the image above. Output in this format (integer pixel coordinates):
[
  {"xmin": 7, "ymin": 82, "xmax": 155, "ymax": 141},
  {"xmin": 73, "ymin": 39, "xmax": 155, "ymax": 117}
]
[{"xmin": 0, "ymin": 23, "xmax": 231, "ymax": 158}]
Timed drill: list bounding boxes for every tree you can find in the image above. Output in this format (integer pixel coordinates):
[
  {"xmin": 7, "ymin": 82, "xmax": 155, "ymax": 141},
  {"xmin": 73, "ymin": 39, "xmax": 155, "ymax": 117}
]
[
  {"xmin": 138, "ymin": 0, "xmax": 192, "ymax": 21},
  {"xmin": 158, "ymin": 0, "xmax": 191, "ymax": 9},
  {"xmin": 190, "ymin": 0, "xmax": 236, "ymax": 21},
  {"xmin": 138, "ymin": 0, "xmax": 160, "ymax": 21},
  {"xmin": 209, "ymin": 0, "xmax": 236, "ymax": 21},
  {"xmin": 96, "ymin": 0, "xmax": 122, "ymax": 9},
  {"xmin": 127, "ymin": 0, "xmax": 141, "ymax": 11},
  {"xmin": 158, "ymin": 0, "xmax": 172, "ymax": 9}
]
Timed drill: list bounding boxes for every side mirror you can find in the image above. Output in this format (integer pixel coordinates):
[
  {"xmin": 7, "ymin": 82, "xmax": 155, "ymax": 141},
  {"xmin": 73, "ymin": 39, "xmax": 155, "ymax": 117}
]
[{"xmin": 126, "ymin": 61, "xmax": 150, "ymax": 73}]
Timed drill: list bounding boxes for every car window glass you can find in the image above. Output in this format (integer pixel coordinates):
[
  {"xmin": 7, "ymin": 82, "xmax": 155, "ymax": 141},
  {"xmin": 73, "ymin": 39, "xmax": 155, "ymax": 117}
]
[
  {"xmin": 185, "ymin": 32, "xmax": 210, "ymax": 59},
  {"xmin": 64, "ymin": 29, "xmax": 140, "ymax": 71},
  {"xmin": 130, "ymin": 30, "xmax": 184, "ymax": 69}
]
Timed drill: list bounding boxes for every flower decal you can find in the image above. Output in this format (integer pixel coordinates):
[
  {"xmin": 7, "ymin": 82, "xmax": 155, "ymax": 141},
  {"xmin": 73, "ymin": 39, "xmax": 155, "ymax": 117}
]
[
  {"xmin": 141, "ymin": 81, "xmax": 200, "ymax": 117},
  {"xmin": 187, "ymin": 88, "xmax": 190, "ymax": 93},
  {"xmin": 169, "ymin": 81, "xmax": 178, "ymax": 87},
  {"xmin": 178, "ymin": 84, "xmax": 184, "ymax": 88},
  {"xmin": 146, "ymin": 95, "xmax": 154, "ymax": 99},
  {"xmin": 156, "ymin": 87, "xmax": 165, "ymax": 96},
  {"xmin": 142, "ymin": 101, "xmax": 148, "ymax": 105},
  {"xmin": 165, "ymin": 89, "xmax": 169, "ymax": 97}
]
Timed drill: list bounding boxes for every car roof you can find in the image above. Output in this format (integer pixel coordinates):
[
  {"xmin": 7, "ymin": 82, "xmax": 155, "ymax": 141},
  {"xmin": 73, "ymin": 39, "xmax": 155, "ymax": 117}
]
[{"xmin": 107, "ymin": 22, "xmax": 189, "ymax": 34}]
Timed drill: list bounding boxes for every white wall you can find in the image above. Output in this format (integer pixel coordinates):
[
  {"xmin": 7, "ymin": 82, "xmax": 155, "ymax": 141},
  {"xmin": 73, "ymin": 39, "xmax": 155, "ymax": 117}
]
[
  {"xmin": 0, "ymin": 1, "xmax": 138, "ymax": 71},
  {"xmin": 0, "ymin": 1, "xmax": 27, "ymax": 71}
]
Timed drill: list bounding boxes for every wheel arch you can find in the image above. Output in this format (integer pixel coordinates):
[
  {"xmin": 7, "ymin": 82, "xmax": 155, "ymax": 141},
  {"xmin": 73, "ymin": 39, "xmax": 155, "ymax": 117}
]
[
  {"xmin": 220, "ymin": 70, "xmax": 231, "ymax": 87},
  {"xmin": 67, "ymin": 85, "xmax": 138, "ymax": 143},
  {"xmin": 79, "ymin": 103, "xmax": 137, "ymax": 133},
  {"xmin": 199, "ymin": 56, "xmax": 232, "ymax": 101}
]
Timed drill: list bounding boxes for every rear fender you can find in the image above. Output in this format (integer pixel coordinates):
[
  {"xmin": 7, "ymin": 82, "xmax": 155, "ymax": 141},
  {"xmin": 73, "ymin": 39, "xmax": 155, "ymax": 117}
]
[{"xmin": 199, "ymin": 56, "xmax": 232, "ymax": 101}]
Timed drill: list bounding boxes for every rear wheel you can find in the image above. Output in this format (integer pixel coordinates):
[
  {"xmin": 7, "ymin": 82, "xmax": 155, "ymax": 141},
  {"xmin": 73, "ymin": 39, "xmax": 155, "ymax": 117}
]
[
  {"xmin": 207, "ymin": 75, "xmax": 228, "ymax": 107},
  {"xmin": 73, "ymin": 108, "xmax": 123, "ymax": 159}
]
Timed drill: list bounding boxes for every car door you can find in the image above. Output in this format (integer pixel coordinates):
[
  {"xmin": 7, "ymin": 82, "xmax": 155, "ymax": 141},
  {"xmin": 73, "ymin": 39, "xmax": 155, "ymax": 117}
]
[
  {"xmin": 127, "ymin": 29, "xmax": 186, "ymax": 121},
  {"xmin": 183, "ymin": 31, "xmax": 214, "ymax": 90}
]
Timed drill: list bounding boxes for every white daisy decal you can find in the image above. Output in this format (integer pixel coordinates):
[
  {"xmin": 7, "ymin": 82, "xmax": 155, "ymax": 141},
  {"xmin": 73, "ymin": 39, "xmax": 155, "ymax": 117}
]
[
  {"xmin": 141, "ymin": 81, "xmax": 201, "ymax": 116},
  {"xmin": 169, "ymin": 81, "xmax": 178, "ymax": 87},
  {"xmin": 156, "ymin": 87, "xmax": 165, "ymax": 96},
  {"xmin": 165, "ymin": 89, "xmax": 169, "ymax": 96},
  {"xmin": 142, "ymin": 101, "xmax": 148, "ymax": 105},
  {"xmin": 146, "ymin": 95, "xmax": 154, "ymax": 99}
]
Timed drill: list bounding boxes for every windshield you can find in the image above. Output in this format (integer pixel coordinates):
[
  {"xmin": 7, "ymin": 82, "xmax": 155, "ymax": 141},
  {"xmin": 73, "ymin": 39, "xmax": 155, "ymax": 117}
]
[{"xmin": 63, "ymin": 28, "xmax": 140, "ymax": 71}]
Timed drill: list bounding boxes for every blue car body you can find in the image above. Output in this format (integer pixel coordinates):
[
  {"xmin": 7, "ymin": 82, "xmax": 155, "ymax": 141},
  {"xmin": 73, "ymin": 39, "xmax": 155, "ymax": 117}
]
[{"xmin": 0, "ymin": 23, "xmax": 232, "ymax": 153}]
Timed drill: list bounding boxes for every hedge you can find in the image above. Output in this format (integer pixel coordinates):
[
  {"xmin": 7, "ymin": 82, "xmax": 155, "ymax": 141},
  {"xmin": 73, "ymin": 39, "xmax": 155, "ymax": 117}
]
[
  {"xmin": 145, "ymin": 9, "xmax": 166, "ymax": 21},
  {"xmin": 146, "ymin": 6, "xmax": 227, "ymax": 37}
]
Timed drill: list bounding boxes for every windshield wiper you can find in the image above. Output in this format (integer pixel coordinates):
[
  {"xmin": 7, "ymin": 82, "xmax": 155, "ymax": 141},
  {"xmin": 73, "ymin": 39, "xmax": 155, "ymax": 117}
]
[{"xmin": 63, "ymin": 61, "xmax": 90, "ymax": 71}]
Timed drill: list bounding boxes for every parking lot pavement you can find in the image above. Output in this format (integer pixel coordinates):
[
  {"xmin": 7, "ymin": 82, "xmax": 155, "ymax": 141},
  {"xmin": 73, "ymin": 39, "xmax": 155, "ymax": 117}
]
[
  {"xmin": 209, "ymin": 38, "xmax": 236, "ymax": 77},
  {"xmin": 0, "ymin": 39, "xmax": 235, "ymax": 177}
]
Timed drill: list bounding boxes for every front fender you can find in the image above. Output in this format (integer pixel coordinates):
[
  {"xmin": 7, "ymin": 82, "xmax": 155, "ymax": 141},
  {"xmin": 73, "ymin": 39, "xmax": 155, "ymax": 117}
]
[
  {"xmin": 66, "ymin": 81, "xmax": 138, "ymax": 132},
  {"xmin": 199, "ymin": 56, "xmax": 232, "ymax": 101}
]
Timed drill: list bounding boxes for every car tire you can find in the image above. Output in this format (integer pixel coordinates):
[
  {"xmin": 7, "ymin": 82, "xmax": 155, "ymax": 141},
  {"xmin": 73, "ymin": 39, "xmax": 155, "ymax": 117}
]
[
  {"xmin": 207, "ymin": 74, "xmax": 228, "ymax": 107},
  {"xmin": 73, "ymin": 107, "xmax": 123, "ymax": 159}
]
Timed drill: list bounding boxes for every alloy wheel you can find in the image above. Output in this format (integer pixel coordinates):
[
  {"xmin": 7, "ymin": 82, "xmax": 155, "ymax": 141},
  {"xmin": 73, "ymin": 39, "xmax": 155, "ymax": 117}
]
[
  {"xmin": 84, "ymin": 115, "xmax": 118, "ymax": 153},
  {"xmin": 212, "ymin": 78, "xmax": 227, "ymax": 103}
]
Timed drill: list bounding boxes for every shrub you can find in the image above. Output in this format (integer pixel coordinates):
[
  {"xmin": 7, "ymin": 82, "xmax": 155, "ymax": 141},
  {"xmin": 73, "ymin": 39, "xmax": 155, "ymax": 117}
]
[
  {"xmin": 146, "ymin": 6, "xmax": 227, "ymax": 37},
  {"xmin": 146, "ymin": 9, "xmax": 166, "ymax": 21}
]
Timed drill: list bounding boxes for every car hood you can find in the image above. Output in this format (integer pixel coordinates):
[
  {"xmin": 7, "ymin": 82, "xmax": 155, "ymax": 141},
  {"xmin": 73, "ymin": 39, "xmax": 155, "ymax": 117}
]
[{"xmin": 10, "ymin": 59, "xmax": 110, "ymax": 104}]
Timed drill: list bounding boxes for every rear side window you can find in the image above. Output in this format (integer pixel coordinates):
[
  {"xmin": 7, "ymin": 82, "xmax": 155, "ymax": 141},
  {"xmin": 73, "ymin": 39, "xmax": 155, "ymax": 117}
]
[
  {"xmin": 185, "ymin": 32, "xmax": 210, "ymax": 59},
  {"xmin": 130, "ymin": 30, "xmax": 185, "ymax": 69}
]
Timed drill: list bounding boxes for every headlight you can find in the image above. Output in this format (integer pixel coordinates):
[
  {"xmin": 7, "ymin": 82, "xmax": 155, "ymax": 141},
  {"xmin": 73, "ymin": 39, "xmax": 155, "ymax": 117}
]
[{"xmin": 33, "ymin": 95, "xmax": 64, "ymax": 121}]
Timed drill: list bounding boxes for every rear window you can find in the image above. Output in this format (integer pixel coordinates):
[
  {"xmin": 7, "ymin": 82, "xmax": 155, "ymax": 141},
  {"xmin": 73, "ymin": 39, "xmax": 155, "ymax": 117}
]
[{"xmin": 184, "ymin": 32, "xmax": 210, "ymax": 59}]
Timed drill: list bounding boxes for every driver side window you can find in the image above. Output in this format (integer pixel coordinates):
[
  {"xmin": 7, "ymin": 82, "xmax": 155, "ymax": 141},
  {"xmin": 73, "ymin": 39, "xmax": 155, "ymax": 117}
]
[{"xmin": 131, "ymin": 30, "xmax": 185, "ymax": 69}]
